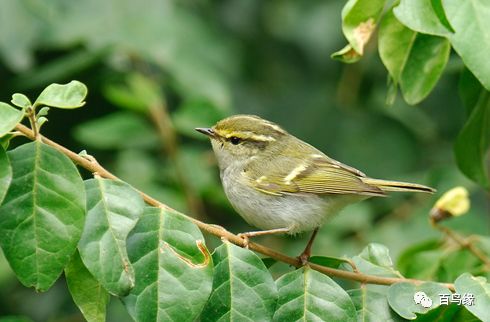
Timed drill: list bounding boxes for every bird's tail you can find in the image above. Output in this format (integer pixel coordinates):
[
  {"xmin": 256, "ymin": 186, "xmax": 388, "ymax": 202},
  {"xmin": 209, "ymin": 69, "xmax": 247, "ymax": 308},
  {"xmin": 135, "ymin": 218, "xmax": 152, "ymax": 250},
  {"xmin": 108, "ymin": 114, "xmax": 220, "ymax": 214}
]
[{"xmin": 362, "ymin": 178, "xmax": 435, "ymax": 193}]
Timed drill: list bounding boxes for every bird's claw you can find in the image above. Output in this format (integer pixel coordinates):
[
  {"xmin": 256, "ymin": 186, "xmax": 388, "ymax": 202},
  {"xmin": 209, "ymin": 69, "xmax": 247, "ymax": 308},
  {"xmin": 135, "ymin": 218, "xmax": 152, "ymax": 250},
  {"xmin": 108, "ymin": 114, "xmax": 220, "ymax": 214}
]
[{"xmin": 237, "ymin": 233, "xmax": 250, "ymax": 249}]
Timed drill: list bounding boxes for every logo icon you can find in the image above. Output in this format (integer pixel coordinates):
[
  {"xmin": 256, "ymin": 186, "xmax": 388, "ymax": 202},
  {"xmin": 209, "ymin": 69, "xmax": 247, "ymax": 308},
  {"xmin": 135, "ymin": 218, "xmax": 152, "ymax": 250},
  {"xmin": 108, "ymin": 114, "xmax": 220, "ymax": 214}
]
[{"xmin": 413, "ymin": 291, "xmax": 433, "ymax": 308}]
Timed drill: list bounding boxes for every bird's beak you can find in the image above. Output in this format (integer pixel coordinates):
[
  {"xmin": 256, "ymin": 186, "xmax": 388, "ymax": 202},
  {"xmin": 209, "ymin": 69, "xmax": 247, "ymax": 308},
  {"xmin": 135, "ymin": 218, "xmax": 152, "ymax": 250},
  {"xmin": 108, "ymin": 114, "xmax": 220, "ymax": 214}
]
[{"xmin": 195, "ymin": 127, "xmax": 216, "ymax": 138}]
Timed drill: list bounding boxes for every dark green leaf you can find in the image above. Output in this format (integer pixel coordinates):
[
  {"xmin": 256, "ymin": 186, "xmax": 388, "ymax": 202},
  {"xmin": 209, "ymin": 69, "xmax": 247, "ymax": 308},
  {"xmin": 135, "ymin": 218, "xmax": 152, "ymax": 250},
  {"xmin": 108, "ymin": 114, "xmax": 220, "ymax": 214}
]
[
  {"xmin": 123, "ymin": 207, "xmax": 213, "ymax": 322},
  {"xmin": 201, "ymin": 242, "xmax": 277, "ymax": 322},
  {"xmin": 454, "ymin": 89, "xmax": 490, "ymax": 189},
  {"xmin": 397, "ymin": 240, "xmax": 444, "ymax": 280},
  {"xmin": 0, "ymin": 102, "xmax": 24, "ymax": 137},
  {"xmin": 11, "ymin": 93, "xmax": 31, "ymax": 109},
  {"xmin": 273, "ymin": 266, "xmax": 357, "ymax": 321},
  {"xmin": 65, "ymin": 251, "xmax": 109, "ymax": 322},
  {"xmin": 454, "ymin": 273, "xmax": 490, "ymax": 322},
  {"xmin": 0, "ymin": 141, "xmax": 85, "ymax": 291},
  {"xmin": 0, "ymin": 146, "xmax": 12, "ymax": 205},
  {"xmin": 73, "ymin": 112, "xmax": 159, "ymax": 149},
  {"xmin": 0, "ymin": 316, "xmax": 34, "ymax": 322},
  {"xmin": 261, "ymin": 257, "xmax": 277, "ymax": 269},
  {"xmin": 378, "ymin": 10, "xmax": 450, "ymax": 104},
  {"xmin": 459, "ymin": 68, "xmax": 483, "ymax": 115},
  {"xmin": 79, "ymin": 178, "xmax": 144, "ymax": 296},
  {"xmin": 348, "ymin": 287, "xmax": 399, "ymax": 322},
  {"xmin": 387, "ymin": 282, "xmax": 451, "ymax": 320},
  {"xmin": 309, "ymin": 255, "xmax": 351, "ymax": 269},
  {"xmin": 34, "ymin": 80, "xmax": 87, "ymax": 109}
]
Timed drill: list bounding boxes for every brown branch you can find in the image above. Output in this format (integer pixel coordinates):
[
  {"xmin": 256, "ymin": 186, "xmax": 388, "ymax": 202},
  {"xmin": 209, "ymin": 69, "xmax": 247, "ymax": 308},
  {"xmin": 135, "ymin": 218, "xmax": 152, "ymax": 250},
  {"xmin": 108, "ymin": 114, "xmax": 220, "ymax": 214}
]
[
  {"xmin": 14, "ymin": 123, "xmax": 455, "ymax": 291},
  {"xmin": 434, "ymin": 224, "xmax": 490, "ymax": 269}
]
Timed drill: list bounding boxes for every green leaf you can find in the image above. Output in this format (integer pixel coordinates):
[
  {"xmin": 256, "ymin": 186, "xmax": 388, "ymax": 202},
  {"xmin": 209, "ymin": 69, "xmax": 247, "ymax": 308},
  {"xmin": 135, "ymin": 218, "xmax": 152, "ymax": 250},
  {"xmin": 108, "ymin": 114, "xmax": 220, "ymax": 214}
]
[
  {"xmin": 34, "ymin": 80, "xmax": 87, "ymax": 109},
  {"xmin": 393, "ymin": 0, "xmax": 452, "ymax": 36},
  {"xmin": 0, "ymin": 102, "xmax": 24, "ymax": 137},
  {"xmin": 331, "ymin": 44, "xmax": 362, "ymax": 64},
  {"xmin": 348, "ymin": 287, "xmax": 398, "ymax": 322},
  {"xmin": 340, "ymin": 0, "xmax": 387, "ymax": 55},
  {"xmin": 395, "ymin": 0, "xmax": 490, "ymax": 91},
  {"xmin": 123, "ymin": 207, "xmax": 213, "ymax": 322},
  {"xmin": 454, "ymin": 273, "xmax": 490, "ymax": 322},
  {"xmin": 397, "ymin": 240, "xmax": 444, "ymax": 280},
  {"xmin": 309, "ymin": 255, "xmax": 352, "ymax": 269},
  {"xmin": 0, "ymin": 146, "xmax": 12, "ymax": 205},
  {"xmin": 0, "ymin": 141, "xmax": 86, "ymax": 291},
  {"xmin": 201, "ymin": 242, "xmax": 277, "ymax": 321},
  {"xmin": 73, "ymin": 112, "xmax": 159, "ymax": 150},
  {"xmin": 378, "ymin": 10, "xmax": 450, "ymax": 104},
  {"xmin": 103, "ymin": 73, "xmax": 162, "ymax": 113},
  {"xmin": 430, "ymin": 0, "xmax": 455, "ymax": 33},
  {"xmin": 0, "ymin": 316, "xmax": 34, "ymax": 322},
  {"xmin": 387, "ymin": 282, "xmax": 451, "ymax": 320},
  {"xmin": 78, "ymin": 178, "xmax": 144, "ymax": 296},
  {"xmin": 454, "ymin": 82, "xmax": 490, "ymax": 189},
  {"xmin": 11, "ymin": 93, "xmax": 31, "ymax": 109},
  {"xmin": 65, "ymin": 251, "xmax": 109, "ymax": 322},
  {"xmin": 273, "ymin": 266, "xmax": 357, "ymax": 322},
  {"xmin": 353, "ymin": 243, "xmax": 401, "ymax": 277}
]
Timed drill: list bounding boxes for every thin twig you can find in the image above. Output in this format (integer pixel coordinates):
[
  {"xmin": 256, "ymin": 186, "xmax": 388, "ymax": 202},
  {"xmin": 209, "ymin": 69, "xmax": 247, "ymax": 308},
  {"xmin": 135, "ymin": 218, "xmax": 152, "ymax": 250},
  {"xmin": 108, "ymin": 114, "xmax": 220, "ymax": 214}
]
[
  {"xmin": 434, "ymin": 224, "xmax": 490, "ymax": 269},
  {"xmin": 14, "ymin": 123, "xmax": 456, "ymax": 291}
]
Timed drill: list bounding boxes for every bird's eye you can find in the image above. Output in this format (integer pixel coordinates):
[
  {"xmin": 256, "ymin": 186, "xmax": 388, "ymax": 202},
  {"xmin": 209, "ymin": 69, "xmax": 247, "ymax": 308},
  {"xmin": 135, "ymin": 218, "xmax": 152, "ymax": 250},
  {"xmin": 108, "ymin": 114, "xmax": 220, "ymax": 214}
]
[{"xmin": 230, "ymin": 136, "xmax": 241, "ymax": 145}]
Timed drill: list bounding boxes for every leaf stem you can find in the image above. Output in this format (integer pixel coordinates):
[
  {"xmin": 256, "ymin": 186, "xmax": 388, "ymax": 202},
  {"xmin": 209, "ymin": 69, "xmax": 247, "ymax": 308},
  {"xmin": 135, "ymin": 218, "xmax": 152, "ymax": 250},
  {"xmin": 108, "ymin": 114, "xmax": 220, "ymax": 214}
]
[{"xmin": 14, "ymin": 123, "xmax": 455, "ymax": 291}]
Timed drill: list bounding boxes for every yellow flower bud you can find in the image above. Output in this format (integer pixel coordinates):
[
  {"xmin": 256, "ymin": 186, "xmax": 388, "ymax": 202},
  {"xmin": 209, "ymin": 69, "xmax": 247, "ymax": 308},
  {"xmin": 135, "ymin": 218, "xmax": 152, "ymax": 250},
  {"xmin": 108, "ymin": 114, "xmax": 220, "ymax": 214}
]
[{"xmin": 430, "ymin": 187, "xmax": 470, "ymax": 223}]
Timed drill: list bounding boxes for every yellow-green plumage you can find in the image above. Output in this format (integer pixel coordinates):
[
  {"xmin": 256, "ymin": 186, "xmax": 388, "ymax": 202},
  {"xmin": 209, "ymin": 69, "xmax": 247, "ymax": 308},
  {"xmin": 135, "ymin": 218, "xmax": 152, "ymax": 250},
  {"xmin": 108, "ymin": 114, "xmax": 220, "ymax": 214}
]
[{"xmin": 197, "ymin": 114, "xmax": 434, "ymax": 234}]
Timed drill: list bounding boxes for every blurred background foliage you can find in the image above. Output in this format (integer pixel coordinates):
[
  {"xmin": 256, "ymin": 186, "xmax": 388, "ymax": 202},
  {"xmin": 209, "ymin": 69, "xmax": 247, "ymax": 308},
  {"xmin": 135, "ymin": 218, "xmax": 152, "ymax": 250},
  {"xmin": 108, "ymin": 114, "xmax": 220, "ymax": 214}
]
[{"xmin": 0, "ymin": 0, "xmax": 488, "ymax": 321}]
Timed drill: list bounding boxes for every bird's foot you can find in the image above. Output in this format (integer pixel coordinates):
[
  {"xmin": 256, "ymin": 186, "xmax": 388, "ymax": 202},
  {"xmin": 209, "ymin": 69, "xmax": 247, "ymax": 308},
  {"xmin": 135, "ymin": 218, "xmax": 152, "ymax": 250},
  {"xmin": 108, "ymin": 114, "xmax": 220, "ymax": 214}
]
[{"xmin": 236, "ymin": 233, "xmax": 250, "ymax": 249}]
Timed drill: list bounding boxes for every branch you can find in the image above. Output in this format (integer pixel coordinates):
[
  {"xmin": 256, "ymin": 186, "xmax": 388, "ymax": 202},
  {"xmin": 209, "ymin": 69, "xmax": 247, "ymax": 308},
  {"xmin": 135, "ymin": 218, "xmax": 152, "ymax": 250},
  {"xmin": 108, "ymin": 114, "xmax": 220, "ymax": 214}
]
[{"xmin": 14, "ymin": 123, "xmax": 455, "ymax": 291}]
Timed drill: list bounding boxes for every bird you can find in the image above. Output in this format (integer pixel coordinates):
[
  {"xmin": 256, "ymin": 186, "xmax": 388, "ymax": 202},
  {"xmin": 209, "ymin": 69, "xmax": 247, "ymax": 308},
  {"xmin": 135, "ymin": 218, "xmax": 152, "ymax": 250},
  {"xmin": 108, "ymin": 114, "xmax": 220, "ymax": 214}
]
[{"xmin": 196, "ymin": 115, "xmax": 435, "ymax": 264}]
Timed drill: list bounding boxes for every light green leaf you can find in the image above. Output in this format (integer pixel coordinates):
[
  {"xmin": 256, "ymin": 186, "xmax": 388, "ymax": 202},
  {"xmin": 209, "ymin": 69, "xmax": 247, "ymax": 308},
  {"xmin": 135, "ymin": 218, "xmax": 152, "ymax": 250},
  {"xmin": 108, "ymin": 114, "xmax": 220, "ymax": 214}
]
[
  {"xmin": 273, "ymin": 266, "xmax": 357, "ymax": 322},
  {"xmin": 11, "ymin": 93, "xmax": 31, "ymax": 109},
  {"xmin": 0, "ymin": 141, "xmax": 86, "ymax": 291},
  {"xmin": 123, "ymin": 207, "xmax": 213, "ymax": 322},
  {"xmin": 78, "ymin": 178, "xmax": 144, "ymax": 296},
  {"xmin": 454, "ymin": 77, "xmax": 490, "ymax": 189},
  {"xmin": 0, "ymin": 146, "xmax": 12, "ymax": 205},
  {"xmin": 353, "ymin": 243, "xmax": 401, "ymax": 277},
  {"xmin": 73, "ymin": 112, "xmax": 159, "ymax": 149},
  {"xmin": 340, "ymin": 0, "xmax": 387, "ymax": 55},
  {"xmin": 348, "ymin": 287, "xmax": 399, "ymax": 322},
  {"xmin": 201, "ymin": 242, "xmax": 277, "ymax": 322},
  {"xmin": 65, "ymin": 251, "xmax": 109, "ymax": 322},
  {"xmin": 395, "ymin": 0, "xmax": 490, "ymax": 91},
  {"xmin": 393, "ymin": 0, "xmax": 452, "ymax": 36},
  {"xmin": 430, "ymin": 0, "xmax": 455, "ymax": 33},
  {"xmin": 387, "ymin": 282, "xmax": 451, "ymax": 320},
  {"xmin": 0, "ymin": 102, "xmax": 24, "ymax": 137},
  {"xmin": 34, "ymin": 80, "xmax": 87, "ymax": 109},
  {"xmin": 454, "ymin": 273, "xmax": 490, "ymax": 322},
  {"xmin": 331, "ymin": 44, "xmax": 362, "ymax": 64},
  {"xmin": 378, "ymin": 10, "xmax": 450, "ymax": 104}
]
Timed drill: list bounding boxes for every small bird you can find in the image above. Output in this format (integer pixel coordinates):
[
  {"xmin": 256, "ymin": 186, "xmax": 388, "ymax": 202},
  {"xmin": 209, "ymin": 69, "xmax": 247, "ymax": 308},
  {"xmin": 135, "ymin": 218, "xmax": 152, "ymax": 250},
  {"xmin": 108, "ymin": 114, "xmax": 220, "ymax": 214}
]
[{"xmin": 196, "ymin": 115, "xmax": 434, "ymax": 264}]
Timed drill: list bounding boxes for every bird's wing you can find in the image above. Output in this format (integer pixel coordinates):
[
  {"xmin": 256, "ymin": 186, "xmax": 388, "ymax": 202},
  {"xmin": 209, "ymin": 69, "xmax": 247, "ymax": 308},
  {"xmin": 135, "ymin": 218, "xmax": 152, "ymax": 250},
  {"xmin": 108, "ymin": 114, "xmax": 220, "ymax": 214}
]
[{"xmin": 247, "ymin": 154, "xmax": 385, "ymax": 197}]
